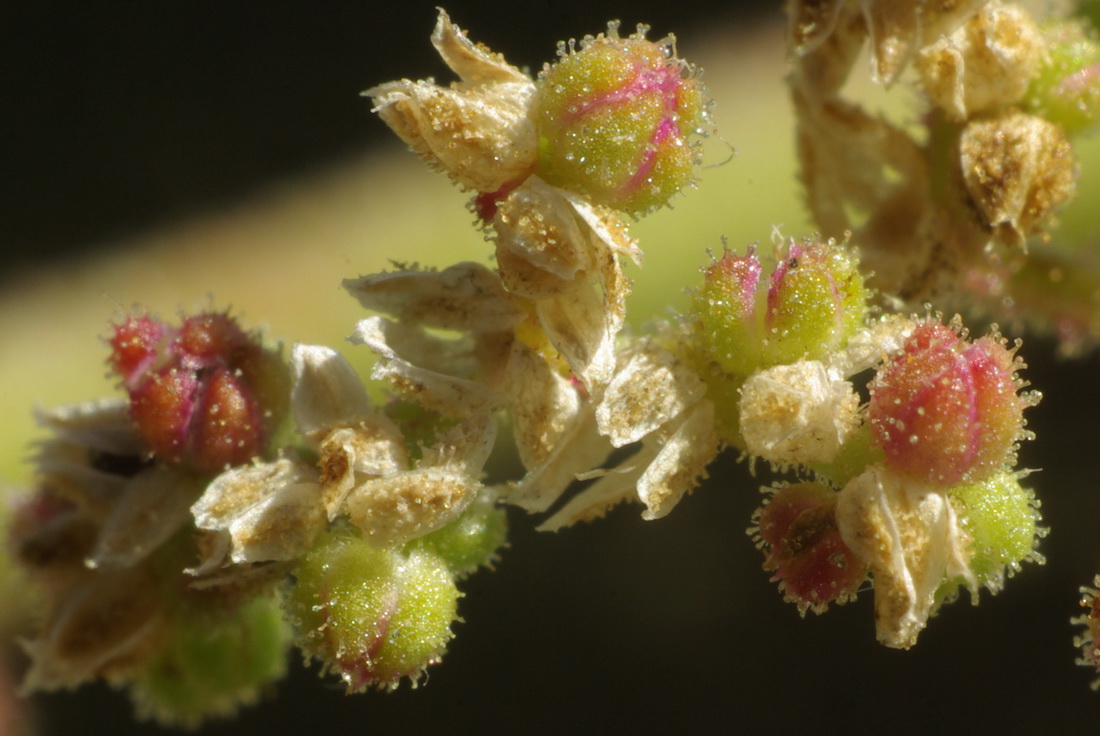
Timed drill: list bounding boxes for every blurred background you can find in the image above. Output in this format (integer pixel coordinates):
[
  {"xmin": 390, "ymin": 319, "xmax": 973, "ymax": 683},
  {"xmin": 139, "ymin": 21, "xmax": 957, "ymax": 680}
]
[{"xmin": 4, "ymin": 1, "xmax": 1100, "ymax": 733}]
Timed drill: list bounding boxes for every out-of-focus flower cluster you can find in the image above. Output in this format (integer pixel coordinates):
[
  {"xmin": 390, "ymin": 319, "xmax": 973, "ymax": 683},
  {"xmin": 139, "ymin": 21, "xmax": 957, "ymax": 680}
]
[{"xmin": 787, "ymin": 0, "xmax": 1100, "ymax": 353}]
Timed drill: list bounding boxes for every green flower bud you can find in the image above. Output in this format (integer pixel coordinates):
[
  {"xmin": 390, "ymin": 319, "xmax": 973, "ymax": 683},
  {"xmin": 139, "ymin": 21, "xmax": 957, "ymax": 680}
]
[
  {"xmin": 691, "ymin": 238, "xmax": 868, "ymax": 377},
  {"xmin": 129, "ymin": 594, "xmax": 292, "ymax": 728},
  {"xmin": 287, "ymin": 528, "xmax": 459, "ymax": 692},
  {"xmin": 407, "ymin": 489, "xmax": 507, "ymax": 578},
  {"xmin": 692, "ymin": 245, "xmax": 763, "ymax": 377},
  {"xmin": 1027, "ymin": 19, "xmax": 1100, "ymax": 135},
  {"xmin": 949, "ymin": 471, "xmax": 1043, "ymax": 593},
  {"xmin": 536, "ymin": 24, "xmax": 708, "ymax": 213},
  {"xmin": 762, "ymin": 239, "xmax": 868, "ymax": 367}
]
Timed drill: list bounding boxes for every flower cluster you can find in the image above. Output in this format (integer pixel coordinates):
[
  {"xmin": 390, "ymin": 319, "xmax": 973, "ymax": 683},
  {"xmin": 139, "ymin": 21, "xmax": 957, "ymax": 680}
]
[
  {"xmin": 787, "ymin": 0, "xmax": 1100, "ymax": 352},
  {"xmin": 8, "ymin": 312, "xmax": 295, "ymax": 727},
  {"xmin": 8, "ymin": 12, "xmax": 712, "ymax": 724},
  {"xmin": 18, "ymin": 3, "xmax": 1100, "ymax": 727},
  {"xmin": 685, "ymin": 235, "xmax": 1043, "ymax": 646}
]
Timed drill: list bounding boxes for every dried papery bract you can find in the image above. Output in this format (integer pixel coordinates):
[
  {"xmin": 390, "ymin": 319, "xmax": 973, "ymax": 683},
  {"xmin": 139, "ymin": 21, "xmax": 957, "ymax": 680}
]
[
  {"xmin": 366, "ymin": 10, "xmax": 537, "ymax": 193},
  {"xmin": 959, "ymin": 110, "xmax": 1076, "ymax": 248},
  {"xmin": 739, "ymin": 360, "xmax": 860, "ymax": 468},
  {"xmin": 917, "ymin": 2, "xmax": 1041, "ymax": 121},
  {"xmin": 489, "ymin": 177, "xmax": 641, "ymax": 391},
  {"xmin": 531, "ymin": 338, "xmax": 718, "ymax": 528},
  {"xmin": 836, "ymin": 465, "xmax": 975, "ymax": 649}
]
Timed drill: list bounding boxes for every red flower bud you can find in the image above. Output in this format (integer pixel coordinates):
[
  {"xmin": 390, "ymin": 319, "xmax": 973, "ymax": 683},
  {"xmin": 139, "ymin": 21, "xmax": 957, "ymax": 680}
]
[
  {"xmin": 752, "ymin": 482, "xmax": 867, "ymax": 615},
  {"xmin": 109, "ymin": 311, "xmax": 288, "ymax": 474}
]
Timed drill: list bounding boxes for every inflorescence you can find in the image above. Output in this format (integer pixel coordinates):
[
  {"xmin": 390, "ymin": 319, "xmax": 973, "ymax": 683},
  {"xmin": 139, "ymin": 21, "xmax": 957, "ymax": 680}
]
[{"xmin": 10, "ymin": 1, "xmax": 1100, "ymax": 726}]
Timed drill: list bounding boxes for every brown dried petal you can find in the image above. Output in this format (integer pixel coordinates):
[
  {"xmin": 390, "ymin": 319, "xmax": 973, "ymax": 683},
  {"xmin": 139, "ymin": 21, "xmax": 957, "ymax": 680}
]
[
  {"xmin": 352, "ymin": 316, "xmax": 501, "ymax": 415},
  {"xmin": 220, "ymin": 482, "xmax": 325, "ymax": 565},
  {"xmin": 494, "ymin": 176, "xmax": 596, "ymax": 283},
  {"xmin": 539, "ymin": 399, "xmax": 717, "ymax": 529},
  {"xmin": 795, "ymin": 95, "xmax": 928, "ymax": 240},
  {"xmin": 596, "ymin": 343, "xmax": 706, "ymax": 448},
  {"xmin": 508, "ymin": 405, "xmax": 611, "ymax": 513},
  {"xmin": 343, "ymin": 262, "xmax": 524, "ymax": 333},
  {"xmin": 192, "ymin": 460, "xmax": 311, "ymax": 528},
  {"xmin": 344, "ymin": 467, "xmax": 480, "ymax": 546},
  {"xmin": 836, "ymin": 466, "xmax": 974, "ymax": 648},
  {"xmin": 34, "ymin": 448, "xmax": 132, "ymax": 524},
  {"xmin": 35, "ymin": 399, "xmax": 142, "ymax": 458},
  {"xmin": 496, "ymin": 245, "xmax": 585, "ymax": 299},
  {"xmin": 959, "ymin": 110, "xmax": 1076, "ymax": 247},
  {"xmin": 825, "ymin": 314, "xmax": 916, "ymax": 377},
  {"xmin": 863, "ymin": 0, "xmax": 987, "ymax": 85},
  {"xmin": 917, "ymin": 3, "xmax": 1040, "ymax": 120},
  {"xmin": 536, "ymin": 464, "xmax": 641, "ymax": 531},
  {"xmin": 561, "ymin": 188, "xmax": 643, "ymax": 266},
  {"xmin": 418, "ymin": 409, "xmax": 497, "ymax": 477},
  {"xmin": 318, "ymin": 419, "xmax": 410, "ymax": 519},
  {"xmin": 636, "ymin": 400, "xmax": 717, "ymax": 520},
  {"xmin": 786, "ymin": 0, "xmax": 848, "ymax": 57},
  {"xmin": 191, "ymin": 459, "xmax": 324, "ymax": 569},
  {"xmin": 535, "ymin": 281, "xmax": 616, "ymax": 391},
  {"xmin": 429, "ymin": 9, "xmax": 530, "ymax": 86}
]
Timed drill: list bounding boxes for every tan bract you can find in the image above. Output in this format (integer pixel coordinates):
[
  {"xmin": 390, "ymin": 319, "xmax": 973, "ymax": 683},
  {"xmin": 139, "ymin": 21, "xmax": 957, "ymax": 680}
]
[
  {"xmin": 836, "ymin": 465, "xmax": 975, "ymax": 648},
  {"xmin": 917, "ymin": 2, "xmax": 1041, "ymax": 120},
  {"xmin": 366, "ymin": 10, "xmax": 538, "ymax": 192},
  {"xmin": 739, "ymin": 360, "xmax": 860, "ymax": 467}
]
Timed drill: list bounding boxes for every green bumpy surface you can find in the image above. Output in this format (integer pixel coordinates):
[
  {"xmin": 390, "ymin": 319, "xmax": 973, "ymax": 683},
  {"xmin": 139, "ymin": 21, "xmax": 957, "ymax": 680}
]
[
  {"xmin": 536, "ymin": 35, "xmax": 706, "ymax": 214},
  {"xmin": 130, "ymin": 593, "xmax": 292, "ymax": 728},
  {"xmin": 287, "ymin": 528, "xmax": 459, "ymax": 692}
]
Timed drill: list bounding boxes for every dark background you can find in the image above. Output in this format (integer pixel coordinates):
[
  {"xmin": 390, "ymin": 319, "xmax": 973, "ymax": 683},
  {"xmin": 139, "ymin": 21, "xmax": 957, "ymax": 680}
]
[
  {"xmin": 0, "ymin": 0, "xmax": 769, "ymax": 275},
  {"xmin": 8, "ymin": 1, "xmax": 1100, "ymax": 734}
]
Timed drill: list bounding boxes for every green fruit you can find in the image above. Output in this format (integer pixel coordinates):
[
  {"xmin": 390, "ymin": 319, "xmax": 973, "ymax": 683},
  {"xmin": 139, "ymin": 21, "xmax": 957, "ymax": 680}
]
[{"xmin": 287, "ymin": 528, "xmax": 459, "ymax": 691}]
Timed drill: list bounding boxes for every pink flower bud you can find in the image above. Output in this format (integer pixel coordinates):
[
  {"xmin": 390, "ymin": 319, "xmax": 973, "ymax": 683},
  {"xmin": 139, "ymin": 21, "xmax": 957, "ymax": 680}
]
[
  {"xmin": 174, "ymin": 312, "xmax": 252, "ymax": 366},
  {"xmin": 868, "ymin": 322, "xmax": 1030, "ymax": 487},
  {"xmin": 752, "ymin": 482, "xmax": 867, "ymax": 615}
]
